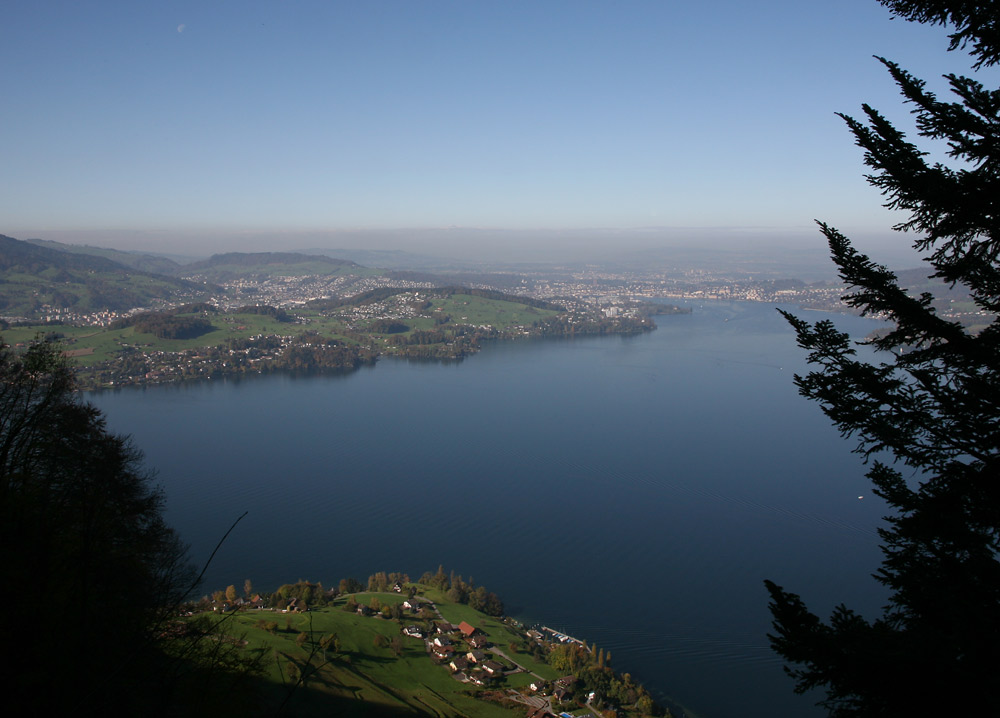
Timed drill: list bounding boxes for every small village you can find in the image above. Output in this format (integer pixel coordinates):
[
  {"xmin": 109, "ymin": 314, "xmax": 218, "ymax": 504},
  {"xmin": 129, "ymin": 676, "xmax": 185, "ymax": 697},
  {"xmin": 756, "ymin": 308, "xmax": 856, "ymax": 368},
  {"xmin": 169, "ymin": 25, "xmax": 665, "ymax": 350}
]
[{"xmin": 204, "ymin": 576, "xmax": 664, "ymax": 718}]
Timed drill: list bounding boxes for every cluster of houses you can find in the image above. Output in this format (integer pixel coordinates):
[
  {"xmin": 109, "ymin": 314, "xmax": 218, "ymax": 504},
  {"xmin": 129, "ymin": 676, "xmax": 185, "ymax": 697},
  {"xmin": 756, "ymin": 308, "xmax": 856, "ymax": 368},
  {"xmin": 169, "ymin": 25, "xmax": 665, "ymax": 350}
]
[
  {"xmin": 209, "ymin": 588, "xmax": 595, "ymax": 715},
  {"xmin": 211, "ymin": 594, "xmax": 268, "ymax": 612},
  {"xmin": 528, "ymin": 674, "xmax": 578, "ymax": 703},
  {"xmin": 426, "ymin": 620, "xmax": 508, "ymax": 686},
  {"xmin": 347, "ymin": 596, "xmax": 506, "ymax": 687},
  {"xmin": 348, "ymin": 597, "xmax": 584, "ymax": 707},
  {"xmin": 520, "ymin": 675, "xmax": 582, "ymax": 718}
]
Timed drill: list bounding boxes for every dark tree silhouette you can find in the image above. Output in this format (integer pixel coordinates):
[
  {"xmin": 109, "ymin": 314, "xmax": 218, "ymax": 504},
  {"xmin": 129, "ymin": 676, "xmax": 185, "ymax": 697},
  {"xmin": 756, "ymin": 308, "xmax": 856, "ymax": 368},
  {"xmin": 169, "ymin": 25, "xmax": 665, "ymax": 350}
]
[
  {"xmin": 766, "ymin": 2, "xmax": 1000, "ymax": 715},
  {"xmin": 0, "ymin": 339, "xmax": 196, "ymax": 714}
]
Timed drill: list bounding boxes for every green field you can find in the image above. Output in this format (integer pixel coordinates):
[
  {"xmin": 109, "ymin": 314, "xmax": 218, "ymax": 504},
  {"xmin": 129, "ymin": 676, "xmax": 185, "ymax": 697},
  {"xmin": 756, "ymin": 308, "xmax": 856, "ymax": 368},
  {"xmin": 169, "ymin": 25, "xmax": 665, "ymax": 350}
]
[
  {"xmin": 0, "ymin": 268, "xmax": 202, "ymax": 317},
  {"xmin": 421, "ymin": 588, "xmax": 558, "ymax": 679},
  {"xmin": 2, "ymin": 291, "xmax": 562, "ymax": 371},
  {"xmin": 427, "ymin": 294, "xmax": 556, "ymax": 330},
  {"xmin": 2, "ymin": 311, "xmax": 304, "ymax": 366},
  {"xmin": 206, "ymin": 592, "xmax": 535, "ymax": 717}
]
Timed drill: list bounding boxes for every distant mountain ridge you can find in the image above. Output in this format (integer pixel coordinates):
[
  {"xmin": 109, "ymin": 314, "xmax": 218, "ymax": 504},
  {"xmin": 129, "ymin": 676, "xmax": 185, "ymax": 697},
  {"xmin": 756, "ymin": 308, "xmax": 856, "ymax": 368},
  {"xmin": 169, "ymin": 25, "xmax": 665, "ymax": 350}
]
[
  {"xmin": 25, "ymin": 237, "xmax": 184, "ymax": 275},
  {"xmin": 293, "ymin": 247, "xmax": 452, "ymax": 270},
  {"xmin": 3, "ymin": 234, "xmax": 135, "ymax": 273},
  {"xmin": 0, "ymin": 234, "xmax": 209, "ymax": 317},
  {"xmin": 177, "ymin": 251, "xmax": 368, "ymax": 282},
  {"xmin": 182, "ymin": 251, "xmax": 358, "ymax": 271}
]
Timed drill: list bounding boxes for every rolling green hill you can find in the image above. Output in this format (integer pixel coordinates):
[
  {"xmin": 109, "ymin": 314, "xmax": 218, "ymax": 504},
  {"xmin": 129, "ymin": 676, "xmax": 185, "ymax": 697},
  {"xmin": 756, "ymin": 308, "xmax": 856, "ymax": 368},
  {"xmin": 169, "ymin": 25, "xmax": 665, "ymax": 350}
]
[
  {"xmin": 0, "ymin": 234, "xmax": 213, "ymax": 317},
  {"xmin": 205, "ymin": 594, "xmax": 533, "ymax": 717},
  {"xmin": 25, "ymin": 237, "xmax": 185, "ymax": 274},
  {"xmin": 179, "ymin": 251, "xmax": 378, "ymax": 281},
  {"xmin": 189, "ymin": 575, "xmax": 665, "ymax": 718}
]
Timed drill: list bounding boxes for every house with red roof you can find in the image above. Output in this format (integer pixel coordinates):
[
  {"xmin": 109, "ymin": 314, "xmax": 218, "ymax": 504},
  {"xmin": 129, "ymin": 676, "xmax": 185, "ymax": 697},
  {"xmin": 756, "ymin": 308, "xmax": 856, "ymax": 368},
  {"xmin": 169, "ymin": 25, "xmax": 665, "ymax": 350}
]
[{"xmin": 458, "ymin": 621, "xmax": 479, "ymax": 638}]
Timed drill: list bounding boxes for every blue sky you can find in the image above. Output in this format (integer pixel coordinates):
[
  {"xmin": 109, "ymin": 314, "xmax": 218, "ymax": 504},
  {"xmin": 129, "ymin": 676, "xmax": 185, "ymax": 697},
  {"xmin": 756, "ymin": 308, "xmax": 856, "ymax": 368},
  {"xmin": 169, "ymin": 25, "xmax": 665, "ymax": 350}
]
[{"xmin": 0, "ymin": 1, "xmax": 991, "ymax": 257}]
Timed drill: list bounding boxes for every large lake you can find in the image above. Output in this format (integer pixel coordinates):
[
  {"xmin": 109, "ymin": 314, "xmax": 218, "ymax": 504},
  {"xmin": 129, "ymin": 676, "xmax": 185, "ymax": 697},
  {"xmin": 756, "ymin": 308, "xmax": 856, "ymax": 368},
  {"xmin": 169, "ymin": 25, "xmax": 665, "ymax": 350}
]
[{"xmin": 91, "ymin": 299, "xmax": 890, "ymax": 718}]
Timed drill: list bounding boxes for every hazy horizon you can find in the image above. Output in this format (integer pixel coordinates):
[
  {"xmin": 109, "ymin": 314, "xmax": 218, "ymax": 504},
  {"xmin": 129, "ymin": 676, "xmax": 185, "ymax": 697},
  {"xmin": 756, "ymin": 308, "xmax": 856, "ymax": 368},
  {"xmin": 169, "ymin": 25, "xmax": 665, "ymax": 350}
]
[
  {"xmin": 2, "ymin": 0, "xmax": 987, "ymax": 269},
  {"xmin": 14, "ymin": 224, "xmax": 927, "ymax": 276}
]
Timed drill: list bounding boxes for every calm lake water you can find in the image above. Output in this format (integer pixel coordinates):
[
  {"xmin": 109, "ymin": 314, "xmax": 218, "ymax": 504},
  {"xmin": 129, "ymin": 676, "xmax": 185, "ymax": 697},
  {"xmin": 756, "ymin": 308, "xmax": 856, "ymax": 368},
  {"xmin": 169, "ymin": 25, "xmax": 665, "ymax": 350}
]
[{"xmin": 91, "ymin": 299, "xmax": 890, "ymax": 718}]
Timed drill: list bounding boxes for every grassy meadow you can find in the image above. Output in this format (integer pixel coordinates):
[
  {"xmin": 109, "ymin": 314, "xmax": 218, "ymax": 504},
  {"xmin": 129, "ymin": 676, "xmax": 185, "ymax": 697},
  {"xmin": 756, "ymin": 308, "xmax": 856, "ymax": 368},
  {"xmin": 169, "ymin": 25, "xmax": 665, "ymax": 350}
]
[
  {"xmin": 208, "ymin": 591, "xmax": 542, "ymax": 717},
  {"xmin": 2, "ymin": 292, "xmax": 560, "ymax": 370}
]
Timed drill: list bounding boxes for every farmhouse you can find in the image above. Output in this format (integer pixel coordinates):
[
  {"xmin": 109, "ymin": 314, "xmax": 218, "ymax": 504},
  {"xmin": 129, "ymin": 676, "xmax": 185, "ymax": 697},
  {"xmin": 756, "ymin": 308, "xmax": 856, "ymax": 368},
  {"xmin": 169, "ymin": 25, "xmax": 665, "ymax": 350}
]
[{"xmin": 458, "ymin": 621, "xmax": 479, "ymax": 638}]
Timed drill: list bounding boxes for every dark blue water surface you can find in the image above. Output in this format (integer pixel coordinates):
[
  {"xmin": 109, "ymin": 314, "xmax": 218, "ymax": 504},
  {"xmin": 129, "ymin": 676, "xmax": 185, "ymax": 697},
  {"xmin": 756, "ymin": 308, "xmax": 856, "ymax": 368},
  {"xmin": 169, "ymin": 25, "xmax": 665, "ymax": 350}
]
[{"xmin": 91, "ymin": 300, "xmax": 890, "ymax": 718}]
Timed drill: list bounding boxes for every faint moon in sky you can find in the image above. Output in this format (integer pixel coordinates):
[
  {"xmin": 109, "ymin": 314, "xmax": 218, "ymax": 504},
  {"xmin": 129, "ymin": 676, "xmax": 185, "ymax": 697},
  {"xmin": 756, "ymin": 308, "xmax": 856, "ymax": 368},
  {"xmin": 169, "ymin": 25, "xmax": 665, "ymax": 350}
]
[{"xmin": 177, "ymin": 24, "xmax": 186, "ymax": 33}]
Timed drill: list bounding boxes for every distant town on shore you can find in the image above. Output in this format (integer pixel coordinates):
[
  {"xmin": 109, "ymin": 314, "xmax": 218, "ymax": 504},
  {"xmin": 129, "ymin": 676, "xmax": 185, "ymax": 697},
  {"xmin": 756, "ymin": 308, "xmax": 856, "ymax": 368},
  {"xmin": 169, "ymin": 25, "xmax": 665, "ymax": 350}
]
[{"xmin": 0, "ymin": 233, "xmax": 988, "ymax": 390}]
